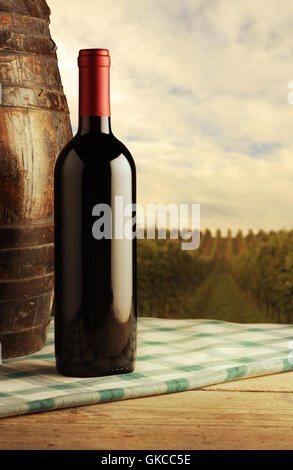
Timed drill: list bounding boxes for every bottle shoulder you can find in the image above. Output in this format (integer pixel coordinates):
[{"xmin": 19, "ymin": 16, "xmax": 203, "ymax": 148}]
[{"xmin": 55, "ymin": 131, "xmax": 135, "ymax": 173}]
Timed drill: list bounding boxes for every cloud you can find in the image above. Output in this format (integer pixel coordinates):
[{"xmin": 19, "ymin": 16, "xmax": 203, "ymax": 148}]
[{"xmin": 48, "ymin": 0, "xmax": 293, "ymax": 233}]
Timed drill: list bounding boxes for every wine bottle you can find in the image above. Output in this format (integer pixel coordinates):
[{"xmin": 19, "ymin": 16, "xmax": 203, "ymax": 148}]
[{"xmin": 54, "ymin": 49, "xmax": 137, "ymax": 377}]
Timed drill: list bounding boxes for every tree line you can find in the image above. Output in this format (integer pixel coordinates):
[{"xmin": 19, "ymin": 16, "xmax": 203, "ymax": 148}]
[
  {"xmin": 137, "ymin": 228, "xmax": 293, "ymax": 323},
  {"xmin": 231, "ymin": 229, "xmax": 293, "ymax": 323}
]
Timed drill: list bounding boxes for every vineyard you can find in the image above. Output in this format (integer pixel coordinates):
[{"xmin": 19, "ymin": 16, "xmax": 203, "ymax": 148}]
[{"xmin": 137, "ymin": 229, "xmax": 293, "ymax": 324}]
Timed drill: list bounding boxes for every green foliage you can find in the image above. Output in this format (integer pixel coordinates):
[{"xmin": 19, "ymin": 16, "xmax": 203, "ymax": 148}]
[
  {"xmin": 204, "ymin": 228, "xmax": 212, "ymax": 238},
  {"xmin": 137, "ymin": 238, "xmax": 212, "ymax": 317},
  {"xmin": 246, "ymin": 229, "xmax": 255, "ymax": 246},
  {"xmin": 231, "ymin": 230, "xmax": 293, "ymax": 323},
  {"xmin": 137, "ymin": 228, "xmax": 293, "ymax": 324},
  {"xmin": 216, "ymin": 229, "xmax": 221, "ymax": 239},
  {"xmin": 226, "ymin": 231, "xmax": 234, "ymax": 265}
]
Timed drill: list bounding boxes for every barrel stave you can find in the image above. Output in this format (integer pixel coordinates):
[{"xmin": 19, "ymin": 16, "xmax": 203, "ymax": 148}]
[{"xmin": 0, "ymin": 0, "xmax": 72, "ymax": 358}]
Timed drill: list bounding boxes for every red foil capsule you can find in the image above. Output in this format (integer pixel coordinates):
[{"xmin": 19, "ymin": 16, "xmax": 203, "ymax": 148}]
[{"xmin": 78, "ymin": 49, "xmax": 111, "ymax": 117}]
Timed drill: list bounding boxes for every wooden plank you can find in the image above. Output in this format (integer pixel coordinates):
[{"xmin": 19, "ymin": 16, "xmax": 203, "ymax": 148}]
[
  {"xmin": 0, "ymin": 0, "xmax": 51, "ymax": 20},
  {"xmin": 1, "ymin": 371, "xmax": 293, "ymax": 450}
]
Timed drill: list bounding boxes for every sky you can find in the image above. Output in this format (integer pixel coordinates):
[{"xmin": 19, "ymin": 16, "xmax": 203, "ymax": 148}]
[{"xmin": 48, "ymin": 0, "xmax": 293, "ymax": 234}]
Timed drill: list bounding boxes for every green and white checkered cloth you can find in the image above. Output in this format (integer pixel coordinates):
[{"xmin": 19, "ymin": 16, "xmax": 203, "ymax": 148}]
[{"xmin": 1, "ymin": 317, "xmax": 293, "ymax": 419}]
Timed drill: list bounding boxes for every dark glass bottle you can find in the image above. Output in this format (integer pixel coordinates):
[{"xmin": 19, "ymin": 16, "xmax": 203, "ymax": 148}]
[{"xmin": 54, "ymin": 49, "xmax": 137, "ymax": 377}]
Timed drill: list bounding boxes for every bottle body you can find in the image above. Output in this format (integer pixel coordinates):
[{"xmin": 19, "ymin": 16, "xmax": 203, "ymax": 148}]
[{"xmin": 54, "ymin": 127, "xmax": 137, "ymax": 377}]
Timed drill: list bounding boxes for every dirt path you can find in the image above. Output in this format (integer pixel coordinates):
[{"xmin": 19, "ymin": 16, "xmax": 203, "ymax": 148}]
[
  {"xmin": 185, "ymin": 235, "xmax": 264, "ymax": 322},
  {"xmin": 187, "ymin": 271, "xmax": 264, "ymax": 322}
]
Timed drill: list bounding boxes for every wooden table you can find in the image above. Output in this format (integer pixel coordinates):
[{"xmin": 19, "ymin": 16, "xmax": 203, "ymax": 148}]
[{"xmin": 1, "ymin": 371, "xmax": 293, "ymax": 450}]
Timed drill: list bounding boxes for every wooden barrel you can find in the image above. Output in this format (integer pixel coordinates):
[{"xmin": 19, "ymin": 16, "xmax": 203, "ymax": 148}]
[{"xmin": 0, "ymin": 0, "xmax": 72, "ymax": 358}]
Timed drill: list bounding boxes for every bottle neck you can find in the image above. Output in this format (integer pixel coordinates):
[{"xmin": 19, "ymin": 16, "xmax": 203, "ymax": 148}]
[
  {"xmin": 78, "ymin": 116, "xmax": 112, "ymax": 135},
  {"xmin": 78, "ymin": 49, "xmax": 111, "ymax": 134}
]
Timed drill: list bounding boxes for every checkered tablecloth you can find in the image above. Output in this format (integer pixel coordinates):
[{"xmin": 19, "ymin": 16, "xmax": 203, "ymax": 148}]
[{"xmin": 1, "ymin": 317, "xmax": 293, "ymax": 419}]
